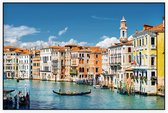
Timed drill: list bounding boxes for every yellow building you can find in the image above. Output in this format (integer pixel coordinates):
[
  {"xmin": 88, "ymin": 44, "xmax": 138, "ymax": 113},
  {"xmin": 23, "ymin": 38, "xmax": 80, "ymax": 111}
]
[
  {"xmin": 132, "ymin": 19, "xmax": 164, "ymax": 95},
  {"xmin": 156, "ymin": 19, "xmax": 165, "ymax": 95}
]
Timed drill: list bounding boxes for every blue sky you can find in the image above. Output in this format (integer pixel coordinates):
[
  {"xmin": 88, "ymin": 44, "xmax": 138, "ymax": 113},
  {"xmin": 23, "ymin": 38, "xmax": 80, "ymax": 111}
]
[{"xmin": 4, "ymin": 3, "xmax": 164, "ymax": 48}]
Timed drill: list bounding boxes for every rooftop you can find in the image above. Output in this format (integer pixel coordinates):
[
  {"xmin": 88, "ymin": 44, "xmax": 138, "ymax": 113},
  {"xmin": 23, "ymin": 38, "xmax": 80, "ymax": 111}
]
[
  {"xmin": 134, "ymin": 23, "xmax": 164, "ymax": 35},
  {"xmin": 109, "ymin": 40, "xmax": 133, "ymax": 48}
]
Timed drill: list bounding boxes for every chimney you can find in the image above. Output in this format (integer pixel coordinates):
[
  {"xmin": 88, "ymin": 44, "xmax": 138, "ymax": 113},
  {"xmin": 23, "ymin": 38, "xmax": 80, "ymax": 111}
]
[
  {"xmin": 162, "ymin": 16, "xmax": 165, "ymax": 28},
  {"xmin": 143, "ymin": 24, "xmax": 153, "ymax": 30}
]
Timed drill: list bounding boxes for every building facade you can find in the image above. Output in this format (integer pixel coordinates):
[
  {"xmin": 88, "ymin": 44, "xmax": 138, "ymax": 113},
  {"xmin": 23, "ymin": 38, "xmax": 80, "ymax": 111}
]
[
  {"xmin": 18, "ymin": 52, "xmax": 33, "ymax": 79},
  {"xmin": 132, "ymin": 19, "xmax": 164, "ymax": 94},
  {"xmin": 156, "ymin": 21, "xmax": 165, "ymax": 95},
  {"xmin": 3, "ymin": 46, "xmax": 20, "ymax": 79},
  {"xmin": 32, "ymin": 50, "xmax": 40, "ymax": 80},
  {"xmin": 102, "ymin": 48, "xmax": 109, "ymax": 74},
  {"xmin": 40, "ymin": 46, "xmax": 66, "ymax": 81},
  {"xmin": 40, "ymin": 48, "xmax": 54, "ymax": 81},
  {"xmin": 108, "ymin": 16, "xmax": 133, "ymax": 88},
  {"xmin": 64, "ymin": 47, "xmax": 71, "ymax": 80}
]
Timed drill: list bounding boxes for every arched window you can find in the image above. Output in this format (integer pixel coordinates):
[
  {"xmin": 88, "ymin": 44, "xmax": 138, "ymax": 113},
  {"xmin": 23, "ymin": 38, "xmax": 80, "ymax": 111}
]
[
  {"xmin": 139, "ymin": 52, "xmax": 141, "ymax": 65},
  {"xmin": 151, "ymin": 37, "xmax": 155, "ymax": 45},
  {"xmin": 122, "ymin": 31, "xmax": 125, "ymax": 37},
  {"xmin": 128, "ymin": 47, "xmax": 131, "ymax": 52}
]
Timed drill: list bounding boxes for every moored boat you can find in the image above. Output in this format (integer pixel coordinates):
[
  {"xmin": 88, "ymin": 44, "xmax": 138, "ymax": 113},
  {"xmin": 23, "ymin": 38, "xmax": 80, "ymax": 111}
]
[
  {"xmin": 17, "ymin": 78, "xmax": 25, "ymax": 81},
  {"xmin": 93, "ymin": 85, "xmax": 109, "ymax": 89},
  {"xmin": 93, "ymin": 85, "xmax": 101, "ymax": 89},
  {"xmin": 53, "ymin": 89, "xmax": 91, "ymax": 96},
  {"xmin": 101, "ymin": 85, "xmax": 109, "ymax": 89}
]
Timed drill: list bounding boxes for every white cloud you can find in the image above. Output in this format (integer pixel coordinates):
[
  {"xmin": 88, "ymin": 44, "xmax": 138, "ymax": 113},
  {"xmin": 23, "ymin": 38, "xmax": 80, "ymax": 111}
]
[
  {"xmin": 4, "ymin": 25, "xmax": 89, "ymax": 49},
  {"xmin": 4, "ymin": 25, "xmax": 39, "ymax": 44},
  {"xmin": 78, "ymin": 42, "xmax": 88, "ymax": 46},
  {"xmin": 5, "ymin": 38, "xmax": 89, "ymax": 49},
  {"xmin": 100, "ymin": 35, "xmax": 109, "ymax": 40},
  {"xmin": 128, "ymin": 35, "xmax": 133, "ymax": 41},
  {"xmin": 58, "ymin": 27, "xmax": 68, "ymax": 36},
  {"xmin": 96, "ymin": 36, "xmax": 120, "ymax": 48},
  {"xmin": 91, "ymin": 16, "xmax": 112, "ymax": 20},
  {"xmin": 20, "ymin": 40, "xmax": 49, "ymax": 49},
  {"xmin": 48, "ymin": 35, "xmax": 57, "ymax": 45},
  {"xmin": 54, "ymin": 38, "xmax": 88, "ymax": 46}
]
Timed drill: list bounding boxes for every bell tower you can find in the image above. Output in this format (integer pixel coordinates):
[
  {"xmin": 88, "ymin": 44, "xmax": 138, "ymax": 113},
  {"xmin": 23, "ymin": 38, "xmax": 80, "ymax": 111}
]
[{"xmin": 120, "ymin": 16, "xmax": 128, "ymax": 43}]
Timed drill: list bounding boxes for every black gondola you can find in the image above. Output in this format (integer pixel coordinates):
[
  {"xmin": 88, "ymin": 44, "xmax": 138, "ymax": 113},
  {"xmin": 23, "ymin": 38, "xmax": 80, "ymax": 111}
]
[
  {"xmin": 18, "ymin": 92, "xmax": 30, "ymax": 109},
  {"xmin": 101, "ymin": 85, "xmax": 109, "ymax": 89},
  {"xmin": 53, "ymin": 89, "xmax": 91, "ymax": 96},
  {"xmin": 17, "ymin": 77, "xmax": 25, "ymax": 80},
  {"xmin": 17, "ymin": 79, "xmax": 19, "ymax": 82},
  {"xmin": 3, "ymin": 90, "xmax": 15, "ymax": 109},
  {"xmin": 3, "ymin": 96, "xmax": 13, "ymax": 109},
  {"xmin": 3, "ymin": 90, "xmax": 15, "ymax": 94}
]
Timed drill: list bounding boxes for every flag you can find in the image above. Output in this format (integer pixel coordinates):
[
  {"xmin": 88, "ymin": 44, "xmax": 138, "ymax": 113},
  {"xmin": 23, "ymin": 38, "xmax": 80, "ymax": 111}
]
[{"xmin": 136, "ymin": 55, "xmax": 139, "ymax": 65}]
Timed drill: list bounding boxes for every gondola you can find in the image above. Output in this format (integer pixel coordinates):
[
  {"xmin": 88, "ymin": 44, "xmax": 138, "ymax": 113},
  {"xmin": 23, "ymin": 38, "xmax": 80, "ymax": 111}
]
[
  {"xmin": 3, "ymin": 90, "xmax": 15, "ymax": 94},
  {"xmin": 53, "ymin": 89, "xmax": 91, "ymax": 96},
  {"xmin": 17, "ymin": 79, "xmax": 19, "ymax": 82},
  {"xmin": 101, "ymin": 85, "xmax": 109, "ymax": 89},
  {"xmin": 17, "ymin": 78, "xmax": 25, "ymax": 80}
]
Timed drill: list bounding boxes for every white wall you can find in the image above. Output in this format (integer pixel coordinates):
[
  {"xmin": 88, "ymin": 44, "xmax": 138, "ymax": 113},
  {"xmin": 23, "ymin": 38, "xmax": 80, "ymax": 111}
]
[{"xmin": 18, "ymin": 54, "xmax": 32, "ymax": 79}]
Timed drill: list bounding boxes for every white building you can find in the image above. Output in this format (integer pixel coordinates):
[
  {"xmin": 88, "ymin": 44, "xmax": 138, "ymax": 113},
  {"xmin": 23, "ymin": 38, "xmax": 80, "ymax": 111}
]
[
  {"xmin": 4, "ymin": 49, "xmax": 20, "ymax": 79},
  {"xmin": 108, "ymin": 16, "xmax": 133, "ymax": 88},
  {"xmin": 18, "ymin": 53, "xmax": 33, "ymax": 79},
  {"xmin": 3, "ymin": 46, "xmax": 28, "ymax": 79},
  {"xmin": 40, "ymin": 46, "xmax": 65, "ymax": 81},
  {"xmin": 102, "ymin": 49, "xmax": 109, "ymax": 74}
]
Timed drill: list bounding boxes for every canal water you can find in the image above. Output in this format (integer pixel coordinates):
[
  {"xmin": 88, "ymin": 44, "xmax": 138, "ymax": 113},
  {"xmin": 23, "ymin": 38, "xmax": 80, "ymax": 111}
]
[{"xmin": 4, "ymin": 79, "xmax": 164, "ymax": 110}]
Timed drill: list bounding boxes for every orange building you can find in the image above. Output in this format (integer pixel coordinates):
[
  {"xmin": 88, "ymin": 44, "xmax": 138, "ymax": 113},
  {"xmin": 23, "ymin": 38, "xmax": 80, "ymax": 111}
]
[
  {"xmin": 32, "ymin": 50, "xmax": 40, "ymax": 80},
  {"xmin": 89, "ymin": 47, "xmax": 102, "ymax": 80},
  {"xmin": 66, "ymin": 45, "xmax": 102, "ymax": 80}
]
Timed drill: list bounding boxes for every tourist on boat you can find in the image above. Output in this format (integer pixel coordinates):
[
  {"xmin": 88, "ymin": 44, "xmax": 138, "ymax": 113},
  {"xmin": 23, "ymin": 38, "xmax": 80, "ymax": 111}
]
[
  {"xmin": 18, "ymin": 91, "xmax": 24, "ymax": 98},
  {"xmin": 25, "ymin": 92, "xmax": 30, "ymax": 106},
  {"xmin": 26, "ymin": 92, "xmax": 29, "ymax": 101}
]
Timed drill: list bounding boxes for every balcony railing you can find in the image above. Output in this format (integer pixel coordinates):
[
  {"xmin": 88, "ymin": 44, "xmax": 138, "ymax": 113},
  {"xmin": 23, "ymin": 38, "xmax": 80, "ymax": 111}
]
[
  {"xmin": 71, "ymin": 64, "xmax": 78, "ymax": 66},
  {"xmin": 151, "ymin": 45, "xmax": 156, "ymax": 50},
  {"xmin": 40, "ymin": 70, "xmax": 51, "ymax": 72},
  {"xmin": 109, "ymin": 62, "xmax": 121, "ymax": 66}
]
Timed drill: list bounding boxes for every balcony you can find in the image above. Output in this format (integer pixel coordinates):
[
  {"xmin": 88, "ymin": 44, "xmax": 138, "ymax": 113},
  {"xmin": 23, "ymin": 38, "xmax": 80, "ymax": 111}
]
[
  {"xmin": 132, "ymin": 65, "xmax": 148, "ymax": 69},
  {"xmin": 109, "ymin": 62, "xmax": 121, "ymax": 66},
  {"xmin": 70, "ymin": 69, "xmax": 78, "ymax": 75},
  {"xmin": 4, "ymin": 69, "xmax": 13, "ymax": 72},
  {"xmin": 150, "ymin": 65, "xmax": 156, "ymax": 69},
  {"xmin": 42, "ymin": 61, "xmax": 48, "ymax": 63},
  {"xmin": 71, "ymin": 59, "xmax": 78, "ymax": 66},
  {"xmin": 40, "ymin": 70, "xmax": 51, "ymax": 72},
  {"xmin": 151, "ymin": 45, "xmax": 156, "ymax": 50}
]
